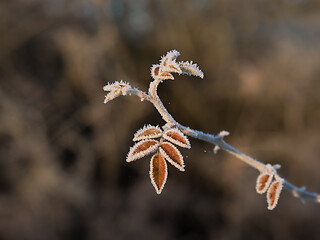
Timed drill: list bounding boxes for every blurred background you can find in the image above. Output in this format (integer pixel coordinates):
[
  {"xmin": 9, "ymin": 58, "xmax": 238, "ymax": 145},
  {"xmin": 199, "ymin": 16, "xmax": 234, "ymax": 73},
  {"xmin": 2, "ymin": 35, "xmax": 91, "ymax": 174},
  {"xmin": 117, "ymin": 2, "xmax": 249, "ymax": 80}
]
[{"xmin": 0, "ymin": 0, "xmax": 320, "ymax": 239}]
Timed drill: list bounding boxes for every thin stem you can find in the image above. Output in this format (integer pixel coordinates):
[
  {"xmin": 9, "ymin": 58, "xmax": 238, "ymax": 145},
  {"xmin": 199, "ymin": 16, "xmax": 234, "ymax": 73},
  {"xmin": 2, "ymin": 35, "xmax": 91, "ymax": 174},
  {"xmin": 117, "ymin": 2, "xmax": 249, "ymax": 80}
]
[{"xmin": 130, "ymin": 87, "xmax": 320, "ymax": 204}]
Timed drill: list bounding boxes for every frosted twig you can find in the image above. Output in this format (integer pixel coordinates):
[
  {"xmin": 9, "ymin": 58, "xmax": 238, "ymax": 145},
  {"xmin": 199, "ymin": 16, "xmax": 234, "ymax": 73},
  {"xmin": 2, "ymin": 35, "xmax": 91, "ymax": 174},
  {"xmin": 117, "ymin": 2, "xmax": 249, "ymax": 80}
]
[{"xmin": 103, "ymin": 50, "xmax": 320, "ymax": 208}]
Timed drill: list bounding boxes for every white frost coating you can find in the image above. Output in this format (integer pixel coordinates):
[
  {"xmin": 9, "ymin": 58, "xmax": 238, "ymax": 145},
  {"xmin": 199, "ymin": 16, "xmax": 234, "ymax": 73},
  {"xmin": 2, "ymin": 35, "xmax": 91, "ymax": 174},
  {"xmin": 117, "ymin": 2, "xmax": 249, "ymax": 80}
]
[
  {"xmin": 163, "ymin": 128, "xmax": 191, "ymax": 149},
  {"xmin": 164, "ymin": 50, "xmax": 180, "ymax": 61},
  {"xmin": 149, "ymin": 153, "xmax": 168, "ymax": 194},
  {"xmin": 133, "ymin": 124, "xmax": 163, "ymax": 141},
  {"xmin": 267, "ymin": 178, "xmax": 284, "ymax": 210},
  {"xmin": 103, "ymin": 80, "xmax": 132, "ymax": 103},
  {"xmin": 218, "ymin": 130, "xmax": 230, "ymax": 137},
  {"xmin": 126, "ymin": 140, "xmax": 159, "ymax": 162},
  {"xmin": 159, "ymin": 142, "xmax": 185, "ymax": 172},
  {"xmin": 179, "ymin": 61, "xmax": 204, "ymax": 79},
  {"xmin": 256, "ymin": 173, "xmax": 273, "ymax": 194},
  {"xmin": 158, "ymin": 72, "xmax": 174, "ymax": 80},
  {"xmin": 159, "ymin": 50, "xmax": 182, "ymax": 74},
  {"xmin": 150, "ymin": 64, "xmax": 160, "ymax": 80},
  {"xmin": 213, "ymin": 145, "xmax": 220, "ymax": 154}
]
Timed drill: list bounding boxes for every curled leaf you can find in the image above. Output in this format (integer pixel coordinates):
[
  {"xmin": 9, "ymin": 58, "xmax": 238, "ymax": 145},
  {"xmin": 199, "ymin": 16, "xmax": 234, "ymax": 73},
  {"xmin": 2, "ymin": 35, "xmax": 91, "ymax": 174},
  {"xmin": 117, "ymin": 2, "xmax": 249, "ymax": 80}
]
[
  {"xmin": 133, "ymin": 125, "xmax": 163, "ymax": 141},
  {"xmin": 103, "ymin": 81, "xmax": 132, "ymax": 103},
  {"xmin": 159, "ymin": 142, "xmax": 185, "ymax": 171},
  {"xmin": 160, "ymin": 50, "xmax": 180, "ymax": 66},
  {"xmin": 165, "ymin": 50, "xmax": 180, "ymax": 61},
  {"xmin": 151, "ymin": 64, "xmax": 160, "ymax": 79},
  {"xmin": 159, "ymin": 72, "xmax": 174, "ymax": 80},
  {"xmin": 256, "ymin": 173, "xmax": 273, "ymax": 194},
  {"xmin": 179, "ymin": 61, "xmax": 204, "ymax": 79},
  {"xmin": 150, "ymin": 152, "xmax": 168, "ymax": 194},
  {"xmin": 267, "ymin": 179, "xmax": 284, "ymax": 210},
  {"xmin": 163, "ymin": 128, "xmax": 191, "ymax": 149},
  {"xmin": 162, "ymin": 61, "xmax": 182, "ymax": 74},
  {"xmin": 159, "ymin": 50, "xmax": 182, "ymax": 74},
  {"xmin": 126, "ymin": 140, "xmax": 159, "ymax": 162}
]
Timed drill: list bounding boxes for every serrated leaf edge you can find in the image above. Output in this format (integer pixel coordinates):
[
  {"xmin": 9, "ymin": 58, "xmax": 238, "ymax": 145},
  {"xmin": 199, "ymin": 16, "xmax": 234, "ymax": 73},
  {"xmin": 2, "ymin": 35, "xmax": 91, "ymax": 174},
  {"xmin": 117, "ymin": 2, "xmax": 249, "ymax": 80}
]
[
  {"xmin": 159, "ymin": 142, "xmax": 185, "ymax": 172},
  {"xmin": 163, "ymin": 128, "xmax": 191, "ymax": 149},
  {"xmin": 126, "ymin": 140, "xmax": 160, "ymax": 162}
]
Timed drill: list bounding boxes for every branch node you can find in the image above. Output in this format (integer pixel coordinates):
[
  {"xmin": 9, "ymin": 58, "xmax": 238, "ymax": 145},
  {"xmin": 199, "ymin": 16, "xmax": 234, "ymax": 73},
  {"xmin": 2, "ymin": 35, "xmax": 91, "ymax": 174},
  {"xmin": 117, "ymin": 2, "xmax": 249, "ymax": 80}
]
[
  {"xmin": 213, "ymin": 145, "xmax": 221, "ymax": 154},
  {"xmin": 218, "ymin": 130, "xmax": 230, "ymax": 138}
]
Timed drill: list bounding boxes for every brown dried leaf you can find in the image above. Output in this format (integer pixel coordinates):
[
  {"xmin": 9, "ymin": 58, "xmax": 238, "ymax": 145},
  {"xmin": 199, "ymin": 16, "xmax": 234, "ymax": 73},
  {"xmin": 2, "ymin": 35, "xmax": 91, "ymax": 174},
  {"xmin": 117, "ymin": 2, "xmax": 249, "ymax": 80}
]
[
  {"xmin": 163, "ymin": 129, "xmax": 191, "ymax": 149},
  {"xmin": 159, "ymin": 142, "xmax": 185, "ymax": 171},
  {"xmin": 126, "ymin": 140, "xmax": 159, "ymax": 162},
  {"xmin": 267, "ymin": 179, "xmax": 283, "ymax": 210},
  {"xmin": 151, "ymin": 64, "xmax": 160, "ymax": 79},
  {"xmin": 256, "ymin": 173, "xmax": 273, "ymax": 194},
  {"xmin": 159, "ymin": 72, "xmax": 174, "ymax": 80},
  {"xmin": 150, "ymin": 152, "xmax": 167, "ymax": 194},
  {"xmin": 133, "ymin": 125, "xmax": 162, "ymax": 141}
]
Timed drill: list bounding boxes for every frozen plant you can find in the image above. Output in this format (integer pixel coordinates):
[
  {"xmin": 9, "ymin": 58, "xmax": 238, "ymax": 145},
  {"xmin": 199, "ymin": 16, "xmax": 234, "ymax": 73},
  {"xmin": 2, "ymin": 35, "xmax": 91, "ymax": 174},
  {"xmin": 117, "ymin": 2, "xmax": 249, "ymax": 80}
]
[{"xmin": 103, "ymin": 50, "xmax": 320, "ymax": 210}]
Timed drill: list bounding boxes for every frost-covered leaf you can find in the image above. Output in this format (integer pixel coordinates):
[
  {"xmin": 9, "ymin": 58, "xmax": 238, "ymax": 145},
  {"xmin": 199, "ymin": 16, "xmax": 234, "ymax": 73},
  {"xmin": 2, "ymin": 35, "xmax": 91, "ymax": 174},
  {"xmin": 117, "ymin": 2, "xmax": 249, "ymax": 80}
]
[
  {"xmin": 160, "ymin": 50, "xmax": 180, "ymax": 66},
  {"xmin": 151, "ymin": 64, "xmax": 160, "ymax": 80},
  {"xmin": 126, "ymin": 140, "xmax": 159, "ymax": 162},
  {"xmin": 163, "ymin": 129, "xmax": 190, "ymax": 149},
  {"xmin": 163, "ymin": 61, "xmax": 182, "ymax": 74},
  {"xmin": 150, "ymin": 152, "xmax": 168, "ymax": 194},
  {"xmin": 103, "ymin": 81, "xmax": 132, "ymax": 103},
  {"xmin": 159, "ymin": 72, "xmax": 174, "ymax": 80},
  {"xmin": 133, "ymin": 125, "xmax": 163, "ymax": 141},
  {"xmin": 256, "ymin": 173, "xmax": 273, "ymax": 194},
  {"xmin": 179, "ymin": 61, "xmax": 204, "ymax": 79},
  {"xmin": 165, "ymin": 50, "xmax": 180, "ymax": 61},
  {"xmin": 160, "ymin": 50, "xmax": 182, "ymax": 74},
  {"xmin": 159, "ymin": 142, "xmax": 185, "ymax": 171},
  {"xmin": 267, "ymin": 179, "xmax": 283, "ymax": 210}
]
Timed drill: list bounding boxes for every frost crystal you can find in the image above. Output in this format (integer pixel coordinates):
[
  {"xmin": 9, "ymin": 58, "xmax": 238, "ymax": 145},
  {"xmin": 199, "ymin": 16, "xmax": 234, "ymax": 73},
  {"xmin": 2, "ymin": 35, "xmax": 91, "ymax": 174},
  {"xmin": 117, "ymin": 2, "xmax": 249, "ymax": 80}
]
[
  {"xmin": 179, "ymin": 61, "xmax": 204, "ymax": 79},
  {"xmin": 256, "ymin": 173, "xmax": 273, "ymax": 194},
  {"xmin": 267, "ymin": 178, "xmax": 284, "ymax": 210},
  {"xmin": 159, "ymin": 142, "xmax": 185, "ymax": 171},
  {"xmin": 163, "ymin": 128, "xmax": 191, "ymax": 149},
  {"xmin": 133, "ymin": 125, "xmax": 163, "ymax": 141},
  {"xmin": 126, "ymin": 140, "xmax": 159, "ymax": 162}
]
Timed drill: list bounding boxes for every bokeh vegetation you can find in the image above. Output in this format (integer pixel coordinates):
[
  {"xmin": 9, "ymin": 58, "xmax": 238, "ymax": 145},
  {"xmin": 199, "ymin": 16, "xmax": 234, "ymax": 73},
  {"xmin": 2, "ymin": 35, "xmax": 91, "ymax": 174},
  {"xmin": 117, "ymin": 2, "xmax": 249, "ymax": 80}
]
[{"xmin": 0, "ymin": 0, "xmax": 319, "ymax": 239}]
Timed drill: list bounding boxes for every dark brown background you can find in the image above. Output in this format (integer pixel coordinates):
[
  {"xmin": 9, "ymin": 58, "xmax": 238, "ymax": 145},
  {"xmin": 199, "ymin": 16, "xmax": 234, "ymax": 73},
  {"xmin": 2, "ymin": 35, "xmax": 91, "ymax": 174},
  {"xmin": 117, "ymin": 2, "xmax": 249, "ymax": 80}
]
[{"xmin": 0, "ymin": 0, "xmax": 320, "ymax": 239}]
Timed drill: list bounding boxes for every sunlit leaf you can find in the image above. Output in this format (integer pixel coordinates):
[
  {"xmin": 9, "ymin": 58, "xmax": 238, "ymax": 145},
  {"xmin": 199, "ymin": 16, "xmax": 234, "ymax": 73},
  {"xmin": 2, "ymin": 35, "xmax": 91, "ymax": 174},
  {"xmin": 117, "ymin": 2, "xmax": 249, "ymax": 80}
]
[
  {"xmin": 256, "ymin": 173, "xmax": 273, "ymax": 194},
  {"xmin": 159, "ymin": 142, "xmax": 185, "ymax": 171},
  {"xmin": 150, "ymin": 152, "xmax": 167, "ymax": 194},
  {"xmin": 179, "ymin": 61, "xmax": 204, "ymax": 78},
  {"xmin": 267, "ymin": 179, "xmax": 283, "ymax": 210},
  {"xmin": 151, "ymin": 64, "xmax": 160, "ymax": 80},
  {"xmin": 159, "ymin": 72, "xmax": 174, "ymax": 80},
  {"xmin": 126, "ymin": 140, "xmax": 159, "ymax": 162},
  {"xmin": 133, "ymin": 125, "xmax": 162, "ymax": 141},
  {"xmin": 163, "ymin": 128, "xmax": 191, "ymax": 149}
]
